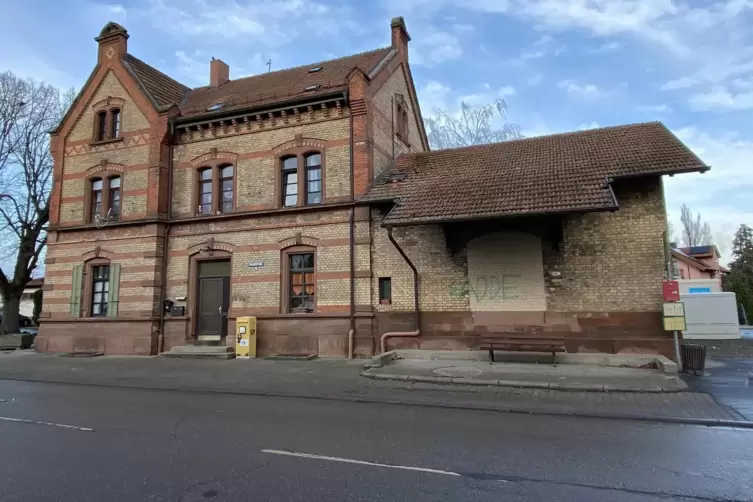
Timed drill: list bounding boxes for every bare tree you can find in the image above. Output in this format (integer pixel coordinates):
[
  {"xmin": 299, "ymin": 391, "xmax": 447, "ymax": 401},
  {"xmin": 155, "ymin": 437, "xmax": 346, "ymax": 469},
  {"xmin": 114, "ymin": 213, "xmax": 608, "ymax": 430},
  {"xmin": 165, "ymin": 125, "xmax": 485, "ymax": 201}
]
[
  {"xmin": 680, "ymin": 203, "xmax": 713, "ymax": 247},
  {"xmin": 424, "ymin": 99, "xmax": 521, "ymax": 150},
  {"xmin": 0, "ymin": 71, "xmax": 73, "ymax": 333}
]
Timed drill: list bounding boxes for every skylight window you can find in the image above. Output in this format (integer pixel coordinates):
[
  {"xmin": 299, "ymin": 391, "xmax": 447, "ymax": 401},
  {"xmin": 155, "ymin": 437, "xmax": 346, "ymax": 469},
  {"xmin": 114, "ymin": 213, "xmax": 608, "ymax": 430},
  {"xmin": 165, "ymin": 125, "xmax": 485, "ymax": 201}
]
[
  {"xmin": 308, "ymin": 67, "xmax": 322, "ymax": 73},
  {"xmin": 206, "ymin": 102, "xmax": 224, "ymax": 112},
  {"xmin": 303, "ymin": 84, "xmax": 321, "ymax": 92}
]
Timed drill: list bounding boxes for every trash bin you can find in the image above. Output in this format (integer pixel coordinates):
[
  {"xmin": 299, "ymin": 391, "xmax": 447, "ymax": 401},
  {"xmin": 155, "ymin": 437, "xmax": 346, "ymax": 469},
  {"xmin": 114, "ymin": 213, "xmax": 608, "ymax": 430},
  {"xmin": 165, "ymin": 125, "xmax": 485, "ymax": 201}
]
[{"xmin": 681, "ymin": 343, "xmax": 707, "ymax": 375}]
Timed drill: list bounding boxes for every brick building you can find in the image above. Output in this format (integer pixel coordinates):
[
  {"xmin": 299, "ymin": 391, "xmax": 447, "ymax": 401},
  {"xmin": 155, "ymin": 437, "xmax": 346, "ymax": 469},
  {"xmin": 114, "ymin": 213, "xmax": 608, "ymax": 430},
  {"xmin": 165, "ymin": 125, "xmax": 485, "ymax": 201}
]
[{"xmin": 38, "ymin": 19, "xmax": 709, "ymax": 358}]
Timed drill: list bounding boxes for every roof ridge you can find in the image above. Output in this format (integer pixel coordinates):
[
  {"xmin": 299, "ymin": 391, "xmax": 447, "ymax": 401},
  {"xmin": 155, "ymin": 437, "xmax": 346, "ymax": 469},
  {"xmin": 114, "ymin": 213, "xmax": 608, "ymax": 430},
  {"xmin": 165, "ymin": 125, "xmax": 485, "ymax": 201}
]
[
  {"xmin": 191, "ymin": 46, "xmax": 391, "ymax": 91},
  {"xmin": 413, "ymin": 121, "xmax": 666, "ymax": 157},
  {"xmin": 124, "ymin": 53, "xmax": 191, "ymax": 92}
]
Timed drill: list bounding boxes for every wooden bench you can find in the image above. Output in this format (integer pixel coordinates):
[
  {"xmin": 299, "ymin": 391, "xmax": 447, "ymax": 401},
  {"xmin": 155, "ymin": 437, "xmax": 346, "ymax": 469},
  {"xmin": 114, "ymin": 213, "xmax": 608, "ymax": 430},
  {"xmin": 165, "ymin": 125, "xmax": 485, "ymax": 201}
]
[{"xmin": 480, "ymin": 333, "xmax": 566, "ymax": 366}]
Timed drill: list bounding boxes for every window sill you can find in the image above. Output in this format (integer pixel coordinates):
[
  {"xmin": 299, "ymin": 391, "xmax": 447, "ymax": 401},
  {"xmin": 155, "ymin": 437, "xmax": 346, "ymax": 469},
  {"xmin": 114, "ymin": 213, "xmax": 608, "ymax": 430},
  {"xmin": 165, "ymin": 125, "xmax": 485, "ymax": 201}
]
[{"xmin": 89, "ymin": 137, "xmax": 124, "ymax": 147}]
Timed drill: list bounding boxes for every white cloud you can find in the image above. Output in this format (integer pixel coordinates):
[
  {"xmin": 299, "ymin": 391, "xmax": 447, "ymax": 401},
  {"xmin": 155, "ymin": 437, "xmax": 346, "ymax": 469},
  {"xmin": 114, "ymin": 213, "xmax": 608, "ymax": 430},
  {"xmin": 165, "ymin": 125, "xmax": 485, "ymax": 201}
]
[
  {"xmin": 417, "ymin": 80, "xmax": 452, "ymax": 113},
  {"xmin": 413, "ymin": 31, "xmax": 462, "ymax": 65},
  {"xmin": 665, "ymin": 125, "xmax": 753, "ymax": 260},
  {"xmin": 660, "ymin": 76, "xmax": 699, "ymax": 90},
  {"xmin": 557, "ymin": 79, "xmax": 605, "ymax": 98},
  {"xmin": 689, "ymin": 87, "xmax": 753, "ymax": 111},
  {"xmin": 636, "ymin": 103, "xmax": 673, "ymax": 113},
  {"xmin": 587, "ymin": 41, "xmax": 622, "ymax": 54}
]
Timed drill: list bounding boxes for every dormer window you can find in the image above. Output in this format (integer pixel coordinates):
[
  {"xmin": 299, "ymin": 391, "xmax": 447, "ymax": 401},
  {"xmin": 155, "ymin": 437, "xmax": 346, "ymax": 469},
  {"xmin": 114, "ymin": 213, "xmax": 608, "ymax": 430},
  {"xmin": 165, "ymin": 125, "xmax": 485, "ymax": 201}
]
[{"xmin": 92, "ymin": 101, "xmax": 124, "ymax": 143}]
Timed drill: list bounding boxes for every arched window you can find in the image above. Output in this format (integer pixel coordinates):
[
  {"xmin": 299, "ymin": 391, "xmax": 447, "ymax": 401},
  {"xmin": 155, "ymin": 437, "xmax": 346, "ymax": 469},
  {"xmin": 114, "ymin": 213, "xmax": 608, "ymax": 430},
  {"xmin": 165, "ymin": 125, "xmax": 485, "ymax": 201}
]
[
  {"xmin": 195, "ymin": 164, "xmax": 235, "ymax": 215},
  {"xmin": 220, "ymin": 165, "xmax": 234, "ymax": 213},
  {"xmin": 305, "ymin": 153, "xmax": 322, "ymax": 205},
  {"xmin": 198, "ymin": 168, "xmax": 213, "ymax": 215},
  {"xmin": 108, "ymin": 176, "xmax": 121, "ymax": 220},
  {"xmin": 91, "ymin": 178, "xmax": 103, "ymax": 221},
  {"xmin": 281, "ymin": 156, "xmax": 298, "ymax": 207},
  {"xmin": 109, "ymin": 108, "xmax": 121, "ymax": 139},
  {"xmin": 87, "ymin": 175, "xmax": 123, "ymax": 224},
  {"xmin": 95, "ymin": 112, "xmax": 107, "ymax": 142},
  {"xmin": 278, "ymin": 151, "xmax": 325, "ymax": 207},
  {"xmin": 92, "ymin": 101, "xmax": 124, "ymax": 142}
]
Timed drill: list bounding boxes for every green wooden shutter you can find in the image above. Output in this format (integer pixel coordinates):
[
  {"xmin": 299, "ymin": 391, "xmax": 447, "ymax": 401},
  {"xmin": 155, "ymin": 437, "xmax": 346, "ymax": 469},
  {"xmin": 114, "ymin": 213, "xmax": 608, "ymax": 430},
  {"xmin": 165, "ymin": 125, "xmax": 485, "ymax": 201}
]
[
  {"xmin": 70, "ymin": 264, "xmax": 84, "ymax": 318},
  {"xmin": 108, "ymin": 263, "xmax": 121, "ymax": 318}
]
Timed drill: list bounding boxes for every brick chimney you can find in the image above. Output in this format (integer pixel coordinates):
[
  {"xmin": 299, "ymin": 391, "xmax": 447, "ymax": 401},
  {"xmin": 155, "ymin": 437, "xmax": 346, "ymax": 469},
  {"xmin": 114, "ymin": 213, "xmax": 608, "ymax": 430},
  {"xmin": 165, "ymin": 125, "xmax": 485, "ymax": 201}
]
[
  {"xmin": 95, "ymin": 22, "xmax": 128, "ymax": 64},
  {"xmin": 391, "ymin": 17, "xmax": 411, "ymax": 61},
  {"xmin": 210, "ymin": 58, "xmax": 230, "ymax": 87}
]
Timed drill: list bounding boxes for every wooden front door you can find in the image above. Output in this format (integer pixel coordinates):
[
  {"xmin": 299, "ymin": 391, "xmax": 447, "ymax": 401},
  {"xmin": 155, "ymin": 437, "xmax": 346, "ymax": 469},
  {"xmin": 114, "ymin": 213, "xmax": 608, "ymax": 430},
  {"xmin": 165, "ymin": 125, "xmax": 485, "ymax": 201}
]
[{"xmin": 195, "ymin": 260, "xmax": 231, "ymax": 340}]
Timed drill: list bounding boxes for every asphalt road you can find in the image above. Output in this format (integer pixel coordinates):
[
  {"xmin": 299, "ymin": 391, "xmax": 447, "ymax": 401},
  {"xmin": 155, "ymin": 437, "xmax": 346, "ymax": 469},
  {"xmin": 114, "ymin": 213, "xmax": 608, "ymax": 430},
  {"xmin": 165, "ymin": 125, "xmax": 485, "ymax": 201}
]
[{"xmin": 1, "ymin": 380, "xmax": 752, "ymax": 501}]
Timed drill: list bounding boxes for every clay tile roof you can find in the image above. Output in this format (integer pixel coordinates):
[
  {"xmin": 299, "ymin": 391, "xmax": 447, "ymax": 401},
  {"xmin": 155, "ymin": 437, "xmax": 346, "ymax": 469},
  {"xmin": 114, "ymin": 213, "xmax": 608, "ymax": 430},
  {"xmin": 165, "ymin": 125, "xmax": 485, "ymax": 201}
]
[
  {"xmin": 123, "ymin": 53, "xmax": 191, "ymax": 110},
  {"xmin": 179, "ymin": 47, "xmax": 393, "ymax": 118},
  {"xmin": 362, "ymin": 122, "xmax": 709, "ymax": 226}
]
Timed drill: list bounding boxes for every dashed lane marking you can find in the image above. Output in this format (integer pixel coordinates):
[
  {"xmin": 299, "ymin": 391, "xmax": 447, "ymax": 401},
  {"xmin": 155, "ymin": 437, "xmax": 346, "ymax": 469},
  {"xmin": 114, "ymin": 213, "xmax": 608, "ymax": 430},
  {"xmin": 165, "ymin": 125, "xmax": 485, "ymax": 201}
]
[{"xmin": 0, "ymin": 416, "xmax": 94, "ymax": 432}]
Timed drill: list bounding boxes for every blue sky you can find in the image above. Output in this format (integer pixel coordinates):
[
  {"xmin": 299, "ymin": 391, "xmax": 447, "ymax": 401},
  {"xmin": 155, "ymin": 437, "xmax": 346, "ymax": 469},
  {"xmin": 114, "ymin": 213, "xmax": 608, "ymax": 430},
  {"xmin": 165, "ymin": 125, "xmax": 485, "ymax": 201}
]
[{"xmin": 2, "ymin": 0, "xmax": 752, "ymax": 258}]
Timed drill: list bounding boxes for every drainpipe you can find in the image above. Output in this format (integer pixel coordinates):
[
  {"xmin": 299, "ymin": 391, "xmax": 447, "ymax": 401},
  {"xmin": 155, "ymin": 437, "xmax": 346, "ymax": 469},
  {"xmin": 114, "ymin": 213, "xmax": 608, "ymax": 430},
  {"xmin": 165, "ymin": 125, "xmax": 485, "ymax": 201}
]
[
  {"xmin": 348, "ymin": 91, "xmax": 356, "ymax": 359},
  {"xmin": 380, "ymin": 225, "xmax": 420, "ymax": 353},
  {"xmin": 157, "ymin": 118, "xmax": 175, "ymax": 354},
  {"xmin": 348, "ymin": 207, "xmax": 356, "ymax": 358}
]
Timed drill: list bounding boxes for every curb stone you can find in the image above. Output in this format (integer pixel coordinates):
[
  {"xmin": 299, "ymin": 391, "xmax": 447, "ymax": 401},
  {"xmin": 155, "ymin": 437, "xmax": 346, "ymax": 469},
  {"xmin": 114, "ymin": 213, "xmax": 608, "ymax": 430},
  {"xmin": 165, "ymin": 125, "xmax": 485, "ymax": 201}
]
[
  {"xmin": 361, "ymin": 372, "xmax": 685, "ymax": 393},
  {"xmin": 1, "ymin": 375, "xmax": 751, "ymax": 429}
]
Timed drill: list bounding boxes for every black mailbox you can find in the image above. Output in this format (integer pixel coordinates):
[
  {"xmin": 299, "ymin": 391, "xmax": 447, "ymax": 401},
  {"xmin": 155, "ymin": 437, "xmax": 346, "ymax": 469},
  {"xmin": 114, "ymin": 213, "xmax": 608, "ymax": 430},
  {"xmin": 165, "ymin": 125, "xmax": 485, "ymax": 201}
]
[{"xmin": 170, "ymin": 305, "xmax": 185, "ymax": 316}]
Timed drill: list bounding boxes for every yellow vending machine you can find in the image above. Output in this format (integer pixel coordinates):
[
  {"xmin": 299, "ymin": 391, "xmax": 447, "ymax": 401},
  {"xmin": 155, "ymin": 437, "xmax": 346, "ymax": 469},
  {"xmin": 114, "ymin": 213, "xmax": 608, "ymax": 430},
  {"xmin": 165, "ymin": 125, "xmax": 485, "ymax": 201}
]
[{"xmin": 235, "ymin": 316, "xmax": 257, "ymax": 359}]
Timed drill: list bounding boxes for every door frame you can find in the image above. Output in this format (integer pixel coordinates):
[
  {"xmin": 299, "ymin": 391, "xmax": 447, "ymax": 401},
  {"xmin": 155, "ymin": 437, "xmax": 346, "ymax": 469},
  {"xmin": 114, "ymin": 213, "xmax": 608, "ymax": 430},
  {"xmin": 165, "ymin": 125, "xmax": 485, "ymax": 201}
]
[{"xmin": 187, "ymin": 252, "xmax": 232, "ymax": 341}]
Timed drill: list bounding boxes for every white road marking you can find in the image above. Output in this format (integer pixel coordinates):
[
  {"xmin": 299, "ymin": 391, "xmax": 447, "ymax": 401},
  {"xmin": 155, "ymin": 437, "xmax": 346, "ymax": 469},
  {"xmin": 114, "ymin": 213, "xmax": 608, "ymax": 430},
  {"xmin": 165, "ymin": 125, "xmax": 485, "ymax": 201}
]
[
  {"xmin": 0, "ymin": 416, "xmax": 94, "ymax": 432},
  {"xmin": 262, "ymin": 449, "xmax": 461, "ymax": 477}
]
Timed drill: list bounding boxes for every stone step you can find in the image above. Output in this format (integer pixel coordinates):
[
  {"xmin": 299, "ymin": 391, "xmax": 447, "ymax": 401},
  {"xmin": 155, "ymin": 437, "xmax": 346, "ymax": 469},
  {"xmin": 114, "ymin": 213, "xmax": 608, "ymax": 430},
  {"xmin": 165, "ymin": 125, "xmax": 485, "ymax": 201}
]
[{"xmin": 160, "ymin": 345, "xmax": 235, "ymax": 359}]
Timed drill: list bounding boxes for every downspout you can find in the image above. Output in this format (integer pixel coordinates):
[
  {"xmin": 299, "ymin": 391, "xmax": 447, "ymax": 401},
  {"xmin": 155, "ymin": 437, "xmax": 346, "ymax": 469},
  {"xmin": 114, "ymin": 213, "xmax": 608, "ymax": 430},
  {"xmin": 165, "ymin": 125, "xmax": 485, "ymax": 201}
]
[
  {"xmin": 347, "ymin": 95, "xmax": 356, "ymax": 359},
  {"xmin": 157, "ymin": 118, "xmax": 175, "ymax": 354},
  {"xmin": 380, "ymin": 225, "xmax": 420, "ymax": 353}
]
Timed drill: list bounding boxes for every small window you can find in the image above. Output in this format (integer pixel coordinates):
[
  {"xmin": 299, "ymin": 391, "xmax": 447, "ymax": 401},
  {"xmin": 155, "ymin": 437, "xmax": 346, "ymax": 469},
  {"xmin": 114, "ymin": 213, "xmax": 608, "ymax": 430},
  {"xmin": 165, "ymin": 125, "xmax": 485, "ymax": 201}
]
[
  {"xmin": 305, "ymin": 153, "xmax": 322, "ymax": 205},
  {"xmin": 199, "ymin": 168, "xmax": 212, "ymax": 214},
  {"xmin": 308, "ymin": 67, "xmax": 322, "ymax": 73},
  {"xmin": 96, "ymin": 111, "xmax": 107, "ymax": 141},
  {"xmin": 395, "ymin": 94, "xmax": 409, "ymax": 143},
  {"xmin": 303, "ymin": 84, "xmax": 321, "ymax": 92},
  {"xmin": 379, "ymin": 277, "xmax": 392, "ymax": 305},
  {"xmin": 108, "ymin": 176, "xmax": 121, "ymax": 220},
  {"xmin": 109, "ymin": 109, "xmax": 121, "ymax": 139},
  {"xmin": 220, "ymin": 165, "xmax": 234, "ymax": 213},
  {"xmin": 282, "ymin": 156, "xmax": 298, "ymax": 208},
  {"xmin": 91, "ymin": 179, "xmax": 103, "ymax": 221},
  {"xmin": 91, "ymin": 265, "xmax": 110, "ymax": 317},
  {"xmin": 206, "ymin": 102, "xmax": 224, "ymax": 112},
  {"xmin": 289, "ymin": 253, "xmax": 315, "ymax": 312}
]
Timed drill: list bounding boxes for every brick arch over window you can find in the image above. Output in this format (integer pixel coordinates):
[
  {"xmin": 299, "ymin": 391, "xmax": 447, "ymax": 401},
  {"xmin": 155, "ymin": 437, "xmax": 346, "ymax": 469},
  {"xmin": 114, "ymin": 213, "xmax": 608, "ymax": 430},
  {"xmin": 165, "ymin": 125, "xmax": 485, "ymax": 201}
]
[
  {"xmin": 81, "ymin": 247, "xmax": 114, "ymax": 262},
  {"xmin": 187, "ymin": 239, "xmax": 235, "ymax": 257},
  {"xmin": 274, "ymin": 140, "xmax": 326, "ymax": 208},
  {"xmin": 277, "ymin": 234, "xmax": 320, "ymax": 250},
  {"xmin": 87, "ymin": 161, "xmax": 125, "ymax": 177},
  {"xmin": 92, "ymin": 97, "xmax": 125, "ymax": 112},
  {"xmin": 189, "ymin": 148, "xmax": 239, "ymax": 167},
  {"xmin": 272, "ymin": 135, "xmax": 327, "ymax": 155}
]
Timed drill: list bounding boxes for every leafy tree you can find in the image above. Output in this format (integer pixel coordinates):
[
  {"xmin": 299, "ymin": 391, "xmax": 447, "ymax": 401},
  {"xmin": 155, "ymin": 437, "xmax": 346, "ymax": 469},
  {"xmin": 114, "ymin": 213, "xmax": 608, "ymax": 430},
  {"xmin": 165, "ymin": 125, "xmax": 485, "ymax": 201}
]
[
  {"xmin": 424, "ymin": 99, "xmax": 521, "ymax": 150},
  {"xmin": 0, "ymin": 71, "xmax": 73, "ymax": 333},
  {"xmin": 680, "ymin": 203, "xmax": 713, "ymax": 247},
  {"xmin": 724, "ymin": 224, "xmax": 753, "ymax": 323}
]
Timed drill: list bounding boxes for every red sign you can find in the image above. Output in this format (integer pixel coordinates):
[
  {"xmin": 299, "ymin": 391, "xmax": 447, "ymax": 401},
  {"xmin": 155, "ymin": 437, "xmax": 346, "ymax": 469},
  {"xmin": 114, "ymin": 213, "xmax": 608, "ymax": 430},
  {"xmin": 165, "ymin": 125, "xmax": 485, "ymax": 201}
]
[{"xmin": 662, "ymin": 280, "xmax": 680, "ymax": 302}]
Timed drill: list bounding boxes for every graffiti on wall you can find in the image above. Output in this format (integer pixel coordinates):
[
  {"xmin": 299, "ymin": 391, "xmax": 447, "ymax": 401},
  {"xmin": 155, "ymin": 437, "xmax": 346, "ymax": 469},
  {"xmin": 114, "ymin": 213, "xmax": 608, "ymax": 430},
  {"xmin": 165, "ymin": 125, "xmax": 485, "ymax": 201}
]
[{"xmin": 448, "ymin": 275, "xmax": 522, "ymax": 301}]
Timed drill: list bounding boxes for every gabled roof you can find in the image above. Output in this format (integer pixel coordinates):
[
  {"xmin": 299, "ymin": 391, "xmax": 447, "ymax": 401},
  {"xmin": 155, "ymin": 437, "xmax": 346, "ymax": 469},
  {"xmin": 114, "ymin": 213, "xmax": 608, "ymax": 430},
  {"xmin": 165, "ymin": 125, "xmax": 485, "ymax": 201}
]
[
  {"xmin": 123, "ymin": 53, "xmax": 191, "ymax": 110},
  {"xmin": 179, "ymin": 48, "xmax": 393, "ymax": 119},
  {"xmin": 361, "ymin": 122, "xmax": 710, "ymax": 226}
]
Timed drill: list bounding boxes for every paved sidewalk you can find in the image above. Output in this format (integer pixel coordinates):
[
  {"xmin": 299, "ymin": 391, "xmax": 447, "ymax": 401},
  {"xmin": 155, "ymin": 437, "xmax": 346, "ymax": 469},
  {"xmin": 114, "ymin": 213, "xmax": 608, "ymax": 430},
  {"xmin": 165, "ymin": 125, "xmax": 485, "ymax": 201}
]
[
  {"xmin": 0, "ymin": 351, "xmax": 747, "ymax": 426},
  {"xmin": 362, "ymin": 358, "xmax": 686, "ymax": 392}
]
